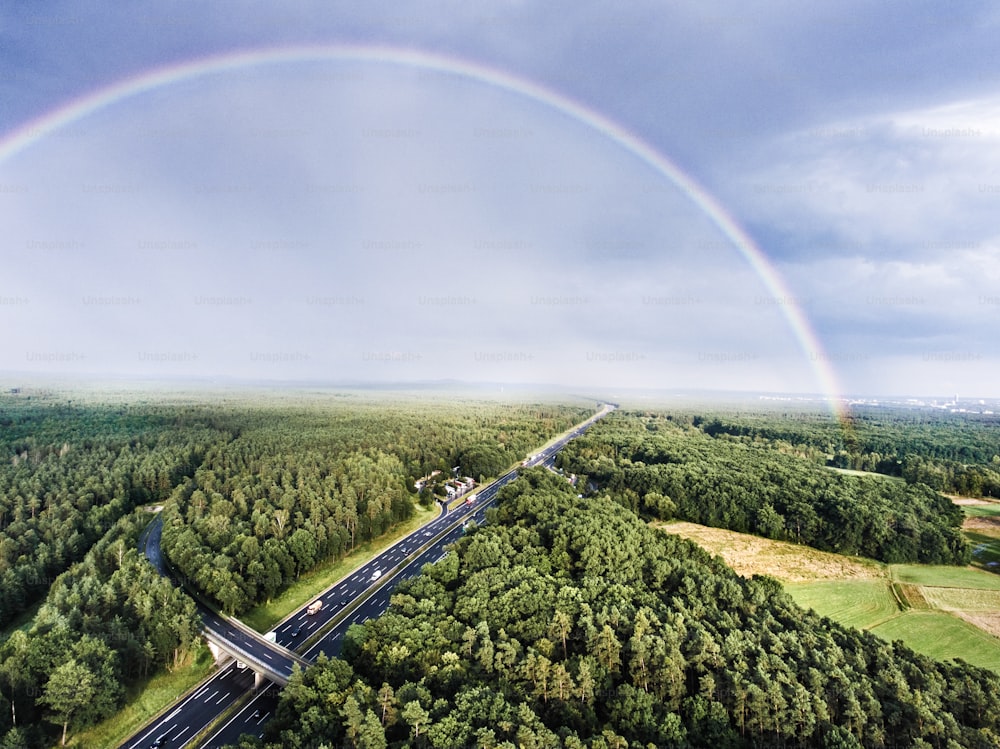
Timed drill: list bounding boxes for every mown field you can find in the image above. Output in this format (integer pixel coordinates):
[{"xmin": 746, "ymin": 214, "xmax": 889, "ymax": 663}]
[{"xmin": 658, "ymin": 519, "xmax": 1000, "ymax": 672}]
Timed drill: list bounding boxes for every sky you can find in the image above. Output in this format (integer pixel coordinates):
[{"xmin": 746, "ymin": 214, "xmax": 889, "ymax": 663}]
[{"xmin": 1, "ymin": 1, "xmax": 999, "ymax": 399}]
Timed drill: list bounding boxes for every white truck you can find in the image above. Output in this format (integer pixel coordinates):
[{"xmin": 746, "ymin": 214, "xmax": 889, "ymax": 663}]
[{"xmin": 307, "ymin": 599, "xmax": 322, "ymax": 615}]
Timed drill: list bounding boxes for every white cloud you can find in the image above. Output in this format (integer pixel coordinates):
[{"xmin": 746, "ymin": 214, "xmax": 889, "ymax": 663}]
[{"xmin": 1, "ymin": 60, "xmax": 822, "ymax": 393}]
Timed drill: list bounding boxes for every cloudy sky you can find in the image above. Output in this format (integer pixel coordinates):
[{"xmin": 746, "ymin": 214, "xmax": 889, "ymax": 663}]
[{"xmin": 1, "ymin": 1, "xmax": 998, "ymax": 399}]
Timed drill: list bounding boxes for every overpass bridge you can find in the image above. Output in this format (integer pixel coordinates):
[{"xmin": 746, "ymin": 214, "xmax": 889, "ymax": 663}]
[
  {"xmin": 127, "ymin": 402, "xmax": 617, "ymax": 747},
  {"xmin": 140, "ymin": 516, "xmax": 310, "ymax": 687}
]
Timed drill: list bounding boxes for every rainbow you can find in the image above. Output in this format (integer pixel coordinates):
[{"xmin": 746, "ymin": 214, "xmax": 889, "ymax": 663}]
[{"xmin": 0, "ymin": 43, "xmax": 847, "ymax": 419}]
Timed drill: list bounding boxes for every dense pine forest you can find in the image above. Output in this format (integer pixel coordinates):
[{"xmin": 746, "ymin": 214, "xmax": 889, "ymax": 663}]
[
  {"xmin": 692, "ymin": 407, "xmax": 1000, "ymax": 497},
  {"xmin": 159, "ymin": 398, "xmax": 590, "ymax": 614},
  {"xmin": 246, "ymin": 469, "xmax": 1000, "ymax": 748},
  {"xmin": 3, "ymin": 392, "xmax": 999, "ymax": 748},
  {"xmin": 0, "ymin": 510, "xmax": 202, "ymax": 748},
  {"xmin": 0, "ymin": 390, "xmax": 590, "ymax": 747},
  {"xmin": 0, "ymin": 398, "xmax": 228, "ymax": 629},
  {"xmin": 556, "ymin": 410, "xmax": 971, "ymax": 565}
]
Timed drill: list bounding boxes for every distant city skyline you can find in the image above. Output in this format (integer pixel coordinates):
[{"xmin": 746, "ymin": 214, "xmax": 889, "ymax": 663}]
[{"xmin": 2, "ymin": 3, "xmax": 999, "ymax": 398}]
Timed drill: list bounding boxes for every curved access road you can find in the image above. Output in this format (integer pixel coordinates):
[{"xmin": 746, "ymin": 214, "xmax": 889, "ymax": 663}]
[{"xmin": 123, "ymin": 403, "xmax": 614, "ymax": 748}]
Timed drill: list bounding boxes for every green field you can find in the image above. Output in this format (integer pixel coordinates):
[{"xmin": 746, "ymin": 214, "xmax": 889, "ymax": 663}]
[
  {"xmin": 870, "ymin": 611, "xmax": 1000, "ymax": 673},
  {"xmin": 922, "ymin": 586, "xmax": 1000, "ymax": 611},
  {"xmin": 962, "ymin": 502, "xmax": 1000, "ymax": 519},
  {"xmin": 786, "ymin": 580, "xmax": 900, "ymax": 630},
  {"xmin": 790, "ymin": 575, "xmax": 1000, "ymax": 672},
  {"xmin": 661, "ymin": 520, "xmax": 1000, "ymax": 672},
  {"xmin": 891, "ymin": 564, "xmax": 1000, "ymax": 590}
]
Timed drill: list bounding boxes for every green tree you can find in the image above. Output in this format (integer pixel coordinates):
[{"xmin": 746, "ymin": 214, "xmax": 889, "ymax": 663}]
[
  {"xmin": 401, "ymin": 699, "xmax": 429, "ymax": 740},
  {"xmin": 40, "ymin": 659, "xmax": 94, "ymax": 746}
]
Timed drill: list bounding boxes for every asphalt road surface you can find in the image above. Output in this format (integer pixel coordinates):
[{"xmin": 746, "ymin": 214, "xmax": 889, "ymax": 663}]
[{"xmin": 123, "ymin": 404, "xmax": 613, "ymax": 748}]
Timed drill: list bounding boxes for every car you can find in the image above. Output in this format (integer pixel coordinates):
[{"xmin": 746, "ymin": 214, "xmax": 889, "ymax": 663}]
[
  {"xmin": 290, "ymin": 626, "xmax": 301, "ymax": 637},
  {"xmin": 370, "ymin": 569, "xmax": 382, "ymax": 581},
  {"xmin": 250, "ymin": 709, "xmax": 261, "ymax": 720},
  {"xmin": 150, "ymin": 737, "xmax": 165, "ymax": 748}
]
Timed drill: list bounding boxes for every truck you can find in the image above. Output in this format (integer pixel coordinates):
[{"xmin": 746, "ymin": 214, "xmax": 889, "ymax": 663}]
[{"xmin": 307, "ymin": 599, "xmax": 322, "ymax": 615}]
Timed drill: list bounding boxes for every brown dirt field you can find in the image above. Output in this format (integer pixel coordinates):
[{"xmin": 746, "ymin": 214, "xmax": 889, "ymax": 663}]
[
  {"xmin": 952, "ymin": 611, "xmax": 1000, "ymax": 639},
  {"xmin": 896, "ymin": 583, "xmax": 932, "ymax": 610},
  {"xmin": 657, "ymin": 521, "xmax": 883, "ymax": 583},
  {"xmin": 950, "ymin": 496, "xmax": 996, "ymax": 506},
  {"xmin": 964, "ymin": 516, "xmax": 1000, "ymax": 534}
]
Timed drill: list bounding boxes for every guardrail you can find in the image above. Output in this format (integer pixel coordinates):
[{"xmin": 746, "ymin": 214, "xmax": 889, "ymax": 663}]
[
  {"xmin": 297, "ymin": 491, "xmax": 497, "ymax": 656},
  {"xmin": 148, "ymin": 516, "xmax": 309, "ymax": 677}
]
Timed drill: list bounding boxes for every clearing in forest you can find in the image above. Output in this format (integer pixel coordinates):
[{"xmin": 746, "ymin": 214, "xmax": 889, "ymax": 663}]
[
  {"xmin": 657, "ymin": 519, "xmax": 1000, "ymax": 673},
  {"xmin": 957, "ymin": 499, "xmax": 1000, "ymax": 571},
  {"xmin": 657, "ymin": 520, "xmax": 883, "ymax": 582}
]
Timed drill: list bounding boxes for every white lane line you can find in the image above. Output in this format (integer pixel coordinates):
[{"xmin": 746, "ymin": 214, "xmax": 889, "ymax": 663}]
[
  {"xmin": 216, "ymin": 693, "xmax": 229, "ymax": 705},
  {"xmin": 256, "ymin": 711, "xmax": 271, "ymax": 725},
  {"xmin": 205, "ymin": 689, "xmax": 219, "ymax": 703},
  {"xmin": 172, "ymin": 725, "xmax": 190, "ymax": 741}
]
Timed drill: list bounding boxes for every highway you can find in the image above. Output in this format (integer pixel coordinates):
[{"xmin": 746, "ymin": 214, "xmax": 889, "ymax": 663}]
[{"xmin": 123, "ymin": 403, "xmax": 613, "ymax": 748}]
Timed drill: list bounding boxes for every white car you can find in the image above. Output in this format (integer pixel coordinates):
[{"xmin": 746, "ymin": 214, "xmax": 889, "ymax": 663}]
[{"xmin": 370, "ymin": 570, "xmax": 382, "ymax": 581}]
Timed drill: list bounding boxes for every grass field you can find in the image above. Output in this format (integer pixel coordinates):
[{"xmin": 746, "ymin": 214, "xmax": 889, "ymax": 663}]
[
  {"xmin": 242, "ymin": 502, "xmax": 439, "ymax": 632},
  {"xmin": 69, "ymin": 644, "xmax": 215, "ymax": 749},
  {"xmin": 891, "ymin": 564, "xmax": 1000, "ymax": 590},
  {"xmin": 786, "ymin": 580, "xmax": 900, "ymax": 630},
  {"xmin": 922, "ymin": 586, "xmax": 1000, "ymax": 612},
  {"xmin": 870, "ymin": 611, "xmax": 1000, "ymax": 672},
  {"xmin": 961, "ymin": 502, "xmax": 1000, "ymax": 519},
  {"xmin": 657, "ymin": 521, "xmax": 883, "ymax": 582},
  {"xmin": 658, "ymin": 520, "xmax": 1000, "ymax": 672}
]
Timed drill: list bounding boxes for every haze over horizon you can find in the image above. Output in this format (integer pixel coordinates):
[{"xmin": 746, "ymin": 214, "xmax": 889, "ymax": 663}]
[{"xmin": 2, "ymin": 3, "xmax": 999, "ymax": 398}]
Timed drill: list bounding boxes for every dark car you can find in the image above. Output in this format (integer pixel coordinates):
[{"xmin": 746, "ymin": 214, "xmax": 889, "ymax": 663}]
[
  {"xmin": 151, "ymin": 737, "xmax": 165, "ymax": 748},
  {"xmin": 290, "ymin": 626, "xmax": 301, "ymax": 637}
]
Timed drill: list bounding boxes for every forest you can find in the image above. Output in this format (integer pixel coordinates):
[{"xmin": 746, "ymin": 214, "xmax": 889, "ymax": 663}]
[
  {"xmin": 159, "ymin": 398, "xmax": 591, "ymax": 614},
  {"xmin": 0, "ymin": 397, "xmax": 228, "ymax": 629},
  {"xmin": 0, "ymin": 509, "xmax": 202, "ymax": 748},
  {"xmin": 0, "ymin": 390, "xmax": 592, "ymax": 746},
  {"xmin": 555, "ymin": 410, "xmax": 970, "ymax": 565},
  {"xmin": 692, "ymin": 406, "xmax": 1000, "ymax": 497},
  {"xmin": 243, "ymin": 468, "xmax": 1000, "ymax": 748},
  {"xmin": 3, "ymin": 392, "xmax": 997, "ymax": 748}
]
